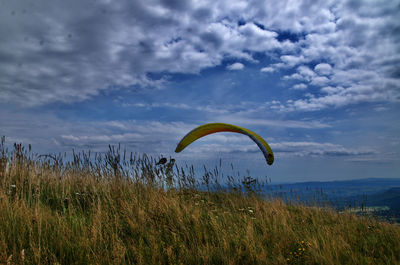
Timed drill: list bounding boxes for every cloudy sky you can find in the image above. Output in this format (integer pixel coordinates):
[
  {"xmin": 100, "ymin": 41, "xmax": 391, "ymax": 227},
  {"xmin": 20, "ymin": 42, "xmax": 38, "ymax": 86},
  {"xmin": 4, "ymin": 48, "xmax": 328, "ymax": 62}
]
[{"xmin": 1, "ymin": 0, "xmax": 400, "ymax": 182}]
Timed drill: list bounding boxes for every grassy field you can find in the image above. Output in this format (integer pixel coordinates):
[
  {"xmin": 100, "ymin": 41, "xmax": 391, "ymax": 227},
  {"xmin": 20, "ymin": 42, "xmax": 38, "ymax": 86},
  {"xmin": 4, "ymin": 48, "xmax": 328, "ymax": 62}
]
[{"xmin": 1, "ymin": 139, "xmax": 400, "ymax": 264}]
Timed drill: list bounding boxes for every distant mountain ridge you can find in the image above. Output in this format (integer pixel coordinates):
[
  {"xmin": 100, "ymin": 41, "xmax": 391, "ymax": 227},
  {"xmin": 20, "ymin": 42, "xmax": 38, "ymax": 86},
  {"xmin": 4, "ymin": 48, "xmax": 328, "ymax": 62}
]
[
  {"xmin": 262, "ymin": 178, "xmax": 400, "ymax": 217},
  {"xmin": 365, "ymin": 187, "xmax": 400, "ymax": 212},
  {"xmin": 274, "ymin": 177, "xmax": 400, "ymax": 187}
]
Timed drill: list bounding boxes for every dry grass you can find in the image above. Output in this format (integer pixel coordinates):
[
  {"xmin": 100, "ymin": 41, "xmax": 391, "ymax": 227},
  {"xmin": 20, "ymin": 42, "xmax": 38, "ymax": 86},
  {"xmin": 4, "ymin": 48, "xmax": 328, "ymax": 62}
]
[{"xmin": 1, "ymin": 138, "xmax": 399, "ymax": 264}]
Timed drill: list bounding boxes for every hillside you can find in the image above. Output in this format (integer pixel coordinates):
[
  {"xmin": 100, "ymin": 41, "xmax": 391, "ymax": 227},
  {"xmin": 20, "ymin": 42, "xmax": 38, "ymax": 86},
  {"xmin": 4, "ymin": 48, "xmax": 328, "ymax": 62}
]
[
  {"xmin": 365, "ymin": 187, "xmax": 400, "ymax": 212},
  {"xmin": 260, "ymin": 179, "xmax": 400, "ymax": 215},
  {"xmin": 262, "ymin": 178, "xmax": 400, "ymax": 200},
  {"xmin": 1, "ymin": 144, "xmax": 400, "ymax": 264}
]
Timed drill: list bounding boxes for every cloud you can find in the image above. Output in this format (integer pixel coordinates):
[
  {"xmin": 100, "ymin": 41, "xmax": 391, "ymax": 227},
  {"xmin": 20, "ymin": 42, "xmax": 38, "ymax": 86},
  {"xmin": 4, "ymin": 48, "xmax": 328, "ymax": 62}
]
[
  {"xmin": 310, "ymin": 76, "xmax": 330, "ymax": 86},
  {"xmin": 0, "ymin": 0, "xmax": 289, "ymax": 106},
  {"xmin": 292, "ymin": 83, "xmax": 307, "ymax": 90},
  {"xmin": 273, "ymin": 0, "xmax": 400, "ymax": 111},
  {"xmin": 280, "ymin": 55, "xmax": 305, "ymax": 67},
  {"xmin": 297, "ymin": 66, "xmax": 316, "ymax": 81},
  {"xmin": 283, "ymin": 88, "xmax": 396, "ymax": 111},
  {"xmin": 260, "ymin": 67, "xmax": 274, "ymax": 73},
  {"xmin": 320, "ymin": 86, "xmax": 344, "ymax": 94},
  {"xmin": 177, "ymin": 139, "xmax": 377, "ymax": 161},
  {"xmin": 227, "ymin": 62, "xmax": 244, "ymax": 70},
  {"xmin": 283, "ymin": 73, "xmax": 304, "ymax": 81},
  {"xmin": 219, "ymin": 116, "xmax": 331, "ymax": 129},
  {"xmin": 123, "ymin": 102, "xmax": 230, "ymax": 114},
  {"xmin": 260, "ymin": 63, "xmax": 285, "ymax": 73},
  {"xmin": 0, "ymin": 0, "xmax": 399, "ymax": 110},
  {"xmin": 314, "ymin": 63, "xmax": 332, "ymax": 75},
  {"xmin": 272, "ymin": 141, "xmax": 376, "ymax": 158},
  {"xmin": 0, "ymin": 107, "xmax": 192, "ymax": 154},
  {"xmin": 124, "ymin": 101, "xmax": 332, "ymax": 129}
]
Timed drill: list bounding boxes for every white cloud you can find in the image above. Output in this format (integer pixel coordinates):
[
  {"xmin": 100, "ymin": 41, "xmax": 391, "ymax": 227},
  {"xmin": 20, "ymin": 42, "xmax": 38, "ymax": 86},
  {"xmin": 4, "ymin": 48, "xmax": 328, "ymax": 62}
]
[
  {"xmin": 297, "ymin": 66, "xmax": 316, "ymax": 81},
  {"xmin": 281, "ymin": 1, "xmax": 399, "ymax": 110},
  {"xmin": 280, "ymin": 55, "xmax": 305, "ymax": 67},
  {"xmin": 124, "ymin": 102, "xmax": 231, "ymax": 114},
  {"xmin": 283, "ymin": 73, "xmax": 304, "ymax": 81},
  {"xmin": 282, "ymin": 88, "xmax": 396, "ymax": 112},
  {"xmin": 314, "ymin": 63, "xmax": 332, "ymax": 75},
  {"xmin": 310, "ymin": 76, "xmax": 330, "ymax": 86},
  {"xmin": 260, "ymin": 63, "xmax": 286, "ymax": 73},
  {"xmin": 227, "ymin": 62, "xmax": 244, "ymax": 70},
  {"xmin": 260, "ymin": 67, "xmax": 274, "ymax": 73},
  {"xmin": 320, "ymin": 86, "xmax": 344, "ymax": 94},
  {"xmin": 180, "ymin": 140, "xmax": 377, "ymax": 160},
  {"xmin": 0, "ymin": 0, "xmax": 398, "ymax": 110},
  {"xmin": 292, "ymin": 83, "xmax": 307, "ymax": 90},
  {"xmin": 272, "ymin": 141, "xmax": 376, "ymax": 158}
]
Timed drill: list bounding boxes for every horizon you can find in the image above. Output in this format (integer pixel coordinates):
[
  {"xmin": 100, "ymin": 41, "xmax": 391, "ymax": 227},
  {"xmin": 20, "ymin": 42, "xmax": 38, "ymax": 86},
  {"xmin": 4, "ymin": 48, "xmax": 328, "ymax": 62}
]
[{"xmin": 1, "ymin": 0, "xmax": 399, "ymax": 182}]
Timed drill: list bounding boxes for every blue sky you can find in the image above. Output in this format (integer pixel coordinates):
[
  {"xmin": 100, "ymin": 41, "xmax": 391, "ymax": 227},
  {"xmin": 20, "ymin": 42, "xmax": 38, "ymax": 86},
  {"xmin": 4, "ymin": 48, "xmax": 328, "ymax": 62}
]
[{"xmin": 1, "ymin": 0, "xmax": 400, "ymax": 182}]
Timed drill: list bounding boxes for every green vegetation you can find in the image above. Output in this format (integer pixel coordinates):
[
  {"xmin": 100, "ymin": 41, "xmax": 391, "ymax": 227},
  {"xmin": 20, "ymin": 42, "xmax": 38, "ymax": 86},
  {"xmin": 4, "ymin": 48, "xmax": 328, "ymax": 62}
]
[{"xmin": 1, "ymin": 138, "xmax": 399, "ymax": 264}]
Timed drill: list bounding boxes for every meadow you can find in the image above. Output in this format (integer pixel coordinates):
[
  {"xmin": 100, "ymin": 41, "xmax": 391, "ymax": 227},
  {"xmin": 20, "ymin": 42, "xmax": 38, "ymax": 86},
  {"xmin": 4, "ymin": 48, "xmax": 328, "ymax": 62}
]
[{"xmin": 1, "ymin": 137, "xmax": 399, "ymax": 265}]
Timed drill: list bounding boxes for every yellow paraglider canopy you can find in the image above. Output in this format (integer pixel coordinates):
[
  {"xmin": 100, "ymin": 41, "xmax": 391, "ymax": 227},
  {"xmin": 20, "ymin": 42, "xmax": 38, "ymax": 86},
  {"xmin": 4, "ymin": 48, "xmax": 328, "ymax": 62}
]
[{"xmin": 175, "ymin": 123, "xmax": 274, "ymax": 165}]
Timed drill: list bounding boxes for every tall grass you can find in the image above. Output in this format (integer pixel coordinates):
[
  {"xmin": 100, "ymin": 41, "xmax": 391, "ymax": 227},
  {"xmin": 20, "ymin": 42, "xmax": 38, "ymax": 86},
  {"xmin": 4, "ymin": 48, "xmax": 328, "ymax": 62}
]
[{"xmin": 1, "ymin": 137, "xmax": 399, "ymax": 264}]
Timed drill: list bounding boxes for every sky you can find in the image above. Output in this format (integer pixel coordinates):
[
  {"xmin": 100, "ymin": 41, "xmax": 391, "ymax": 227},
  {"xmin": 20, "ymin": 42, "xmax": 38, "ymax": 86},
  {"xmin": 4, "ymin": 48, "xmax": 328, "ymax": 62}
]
[{"xmin": 1, "ymin": 0, "xmax": 400, "ymax": 183}]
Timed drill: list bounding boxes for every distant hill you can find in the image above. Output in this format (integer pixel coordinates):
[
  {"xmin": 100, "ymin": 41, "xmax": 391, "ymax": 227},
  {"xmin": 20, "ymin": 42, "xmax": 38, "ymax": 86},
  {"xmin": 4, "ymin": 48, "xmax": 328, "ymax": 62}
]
[
  {"xmin": 270, "ymin": 178, "xmax": 400, "ymax": 193},
  {"xmin": 260, "ymin": 178, "xmax": 400, "ymax": 215},
  {"xmin": 264, "ymin": 177, "xmax": 400, "ymax": 197},
  {"xmin": 365, "ymin": 187, "xmax": 400, "ymax": 212}
]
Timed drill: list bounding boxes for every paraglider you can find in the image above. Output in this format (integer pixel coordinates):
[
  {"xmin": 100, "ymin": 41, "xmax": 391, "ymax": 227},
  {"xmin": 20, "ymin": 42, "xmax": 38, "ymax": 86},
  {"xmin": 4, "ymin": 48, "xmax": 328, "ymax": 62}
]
[
  {"xmin": 156, "ymin": 157, "xmax": 167, "ymax": 165},
  {"xmin": 175, "ymin": 123, "xmax": 274, "ymax": 165}
]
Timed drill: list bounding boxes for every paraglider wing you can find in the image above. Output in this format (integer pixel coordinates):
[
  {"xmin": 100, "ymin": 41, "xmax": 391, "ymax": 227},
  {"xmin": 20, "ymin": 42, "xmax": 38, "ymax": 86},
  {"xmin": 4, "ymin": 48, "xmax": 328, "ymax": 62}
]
[{"xmin": 175, "ymin": 123, "xmax": 274, "ymax": 165}]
